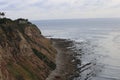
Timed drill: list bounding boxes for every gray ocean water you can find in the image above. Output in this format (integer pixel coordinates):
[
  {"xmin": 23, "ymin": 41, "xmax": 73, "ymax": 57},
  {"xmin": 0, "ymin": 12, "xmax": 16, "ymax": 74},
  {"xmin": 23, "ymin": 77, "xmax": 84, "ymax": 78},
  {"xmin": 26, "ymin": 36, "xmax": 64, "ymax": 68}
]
[{"xmin": 33, "ymin": 18, "xmax": 120, "ymax": 80}]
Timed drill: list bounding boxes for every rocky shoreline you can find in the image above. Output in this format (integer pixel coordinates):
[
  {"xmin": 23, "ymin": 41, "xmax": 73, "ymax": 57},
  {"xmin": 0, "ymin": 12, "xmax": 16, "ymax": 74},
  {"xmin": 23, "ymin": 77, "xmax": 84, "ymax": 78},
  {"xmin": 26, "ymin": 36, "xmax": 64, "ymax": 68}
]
[{"xmin": 46, "ymin": 39, "xmax": 79, "ymax": 80}]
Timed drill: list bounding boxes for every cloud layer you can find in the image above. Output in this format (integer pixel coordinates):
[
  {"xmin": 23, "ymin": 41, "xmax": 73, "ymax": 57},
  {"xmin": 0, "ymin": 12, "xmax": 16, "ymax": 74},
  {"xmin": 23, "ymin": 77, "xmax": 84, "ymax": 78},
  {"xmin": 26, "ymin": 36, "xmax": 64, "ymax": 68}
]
[{"xmin": 1, "ymin": 0, "xmax": 120, "ymax": 20}]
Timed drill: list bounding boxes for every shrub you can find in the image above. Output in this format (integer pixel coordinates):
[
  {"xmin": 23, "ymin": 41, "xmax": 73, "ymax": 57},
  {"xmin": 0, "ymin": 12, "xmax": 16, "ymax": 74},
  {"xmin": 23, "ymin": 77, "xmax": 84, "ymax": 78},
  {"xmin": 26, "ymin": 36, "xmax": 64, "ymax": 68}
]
[{"xmin": 32, "ymin": 48, "xmax": 56, "ymax": 70}]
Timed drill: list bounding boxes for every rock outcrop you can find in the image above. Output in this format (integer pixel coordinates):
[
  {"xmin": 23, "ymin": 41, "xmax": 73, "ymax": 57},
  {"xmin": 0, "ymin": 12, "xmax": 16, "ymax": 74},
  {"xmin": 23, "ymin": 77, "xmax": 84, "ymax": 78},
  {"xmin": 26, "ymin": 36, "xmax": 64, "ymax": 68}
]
[{"xmin": 0, "ymin": 18, "xmax": 57, "ymax": 80}]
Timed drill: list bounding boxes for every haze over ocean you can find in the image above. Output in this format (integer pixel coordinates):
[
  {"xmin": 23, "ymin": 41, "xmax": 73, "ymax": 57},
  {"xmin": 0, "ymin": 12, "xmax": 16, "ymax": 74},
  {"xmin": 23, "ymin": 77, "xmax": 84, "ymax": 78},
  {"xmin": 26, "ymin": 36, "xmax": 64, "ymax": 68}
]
[{"xmin": 33, "ymin": 18, "xmax": 120, "ymax": 80}]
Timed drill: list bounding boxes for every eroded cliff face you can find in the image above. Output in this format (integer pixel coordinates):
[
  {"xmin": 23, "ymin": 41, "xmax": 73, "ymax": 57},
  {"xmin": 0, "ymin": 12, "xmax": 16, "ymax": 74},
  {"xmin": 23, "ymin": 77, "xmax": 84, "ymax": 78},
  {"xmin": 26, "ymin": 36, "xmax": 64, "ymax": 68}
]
[{"xmin": 0, "ymin": 18, "xmax": 57, "ymax": 80}]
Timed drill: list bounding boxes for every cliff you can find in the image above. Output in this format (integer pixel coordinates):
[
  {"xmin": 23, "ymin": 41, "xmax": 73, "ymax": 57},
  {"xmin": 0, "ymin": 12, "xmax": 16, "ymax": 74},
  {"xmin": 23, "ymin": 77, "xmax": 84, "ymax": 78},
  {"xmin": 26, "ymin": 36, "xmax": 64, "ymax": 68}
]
[{"xmin": 0, "ymin": 18, "xmax": 57, "ymax": 80}]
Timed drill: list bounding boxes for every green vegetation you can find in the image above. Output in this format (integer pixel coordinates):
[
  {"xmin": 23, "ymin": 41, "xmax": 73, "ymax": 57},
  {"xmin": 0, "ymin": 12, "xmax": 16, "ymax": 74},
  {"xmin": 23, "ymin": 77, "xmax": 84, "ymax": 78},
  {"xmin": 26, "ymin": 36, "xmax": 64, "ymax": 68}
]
[
  {"xmin": 0, "ymin": 18, "xmax": 12, "ymax": 24},
  {"xmin": 7, "ymin": 63, "xmax": 39, "ymax": 80},
  {"xmin": 7, "ymin": 63, "xmax": 25, "ymax": 80},
  {"xmin": 32, "ymin": 48, "xmax": 56, "ymax": 70},
  {"xmin": 7, "ymin": 62, "xmax": 40, "ymax": 80},
  {"xmin": 0, "ymin": 12, "xmax": 5, "ymax": 18},
  {"xmin": 18, "ymin": 63, "xmax": 40, "ymax": 80},
  {"xmin": 0, "ymin": 18, "xmax": 34, "ymax": 35}
]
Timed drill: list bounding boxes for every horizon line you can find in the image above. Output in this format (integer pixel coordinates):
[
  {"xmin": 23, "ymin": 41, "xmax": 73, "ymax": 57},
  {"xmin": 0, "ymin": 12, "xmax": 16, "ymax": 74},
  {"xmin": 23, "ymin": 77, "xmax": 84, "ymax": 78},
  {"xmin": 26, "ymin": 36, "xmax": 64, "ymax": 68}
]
[{"xmin": 31, "ymin": 17, "xmax": 120, "ymax": 21}]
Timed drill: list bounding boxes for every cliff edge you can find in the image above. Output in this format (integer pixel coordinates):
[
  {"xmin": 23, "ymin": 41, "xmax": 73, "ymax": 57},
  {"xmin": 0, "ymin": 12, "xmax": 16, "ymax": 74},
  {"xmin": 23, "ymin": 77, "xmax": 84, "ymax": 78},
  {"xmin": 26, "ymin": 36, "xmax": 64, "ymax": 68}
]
[{"xmin": 0, "ymin": 18, "xmax": 57, "ymax": 80}]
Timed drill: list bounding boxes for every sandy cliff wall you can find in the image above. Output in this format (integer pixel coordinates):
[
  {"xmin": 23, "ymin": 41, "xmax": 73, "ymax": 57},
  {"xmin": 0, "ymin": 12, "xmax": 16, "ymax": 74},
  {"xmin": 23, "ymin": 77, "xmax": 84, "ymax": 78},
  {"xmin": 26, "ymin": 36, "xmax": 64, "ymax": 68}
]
[{"xmin": 0, "ymin": 18, "xmax": 57, "ymax": 80}]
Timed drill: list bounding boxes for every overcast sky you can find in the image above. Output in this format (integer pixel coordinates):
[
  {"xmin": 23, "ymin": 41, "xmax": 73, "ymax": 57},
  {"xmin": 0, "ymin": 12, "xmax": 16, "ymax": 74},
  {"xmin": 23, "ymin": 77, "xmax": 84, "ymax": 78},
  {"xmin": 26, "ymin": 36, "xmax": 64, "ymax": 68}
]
[{"xmin": 1, "ymin": 0, "xmax": 120, "ymax": 20}]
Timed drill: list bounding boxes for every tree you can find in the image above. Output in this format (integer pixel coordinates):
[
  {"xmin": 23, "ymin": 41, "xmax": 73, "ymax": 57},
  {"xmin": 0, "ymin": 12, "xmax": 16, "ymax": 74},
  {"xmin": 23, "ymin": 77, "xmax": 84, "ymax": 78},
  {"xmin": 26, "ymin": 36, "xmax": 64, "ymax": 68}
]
[{"xmin": 0, "ymin": 12, "xmax": 5, "ymax": 18}]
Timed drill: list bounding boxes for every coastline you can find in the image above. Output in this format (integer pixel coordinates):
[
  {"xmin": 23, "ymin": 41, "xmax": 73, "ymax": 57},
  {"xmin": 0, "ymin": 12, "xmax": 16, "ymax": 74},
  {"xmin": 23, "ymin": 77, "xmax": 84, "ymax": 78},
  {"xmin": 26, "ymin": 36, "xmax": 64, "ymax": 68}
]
[{"xmin": 46, "ymin": 38, "xmax": 77, "ymax": 80}]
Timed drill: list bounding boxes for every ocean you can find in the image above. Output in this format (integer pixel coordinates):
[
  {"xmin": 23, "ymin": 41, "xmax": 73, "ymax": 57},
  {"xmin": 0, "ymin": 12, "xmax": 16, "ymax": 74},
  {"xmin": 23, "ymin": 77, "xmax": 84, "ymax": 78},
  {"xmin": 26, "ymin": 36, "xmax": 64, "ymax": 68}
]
[{"xmin": 33, "ymin": 18, "xmax": 120, "ymax": 80}]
